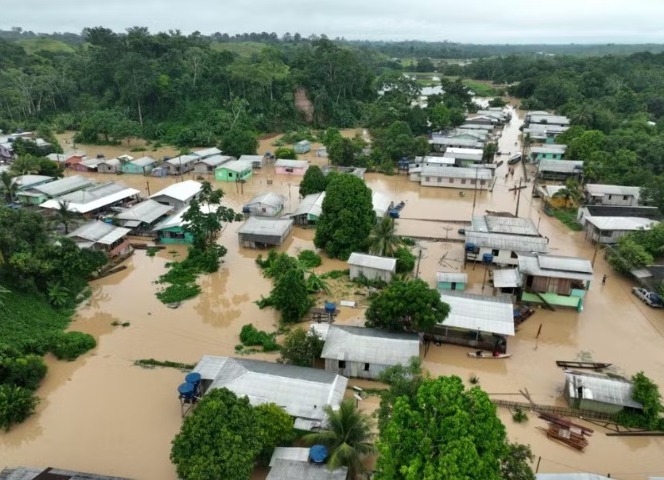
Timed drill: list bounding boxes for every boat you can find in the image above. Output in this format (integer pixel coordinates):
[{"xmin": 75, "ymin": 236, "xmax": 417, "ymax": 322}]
[
  {"xmin": 556, "ymin": 361, "xmax": 612, "ymax": 370},
  {"xmin": 467, "ymin": 351, "xmax": 512, "ymax": 359}
]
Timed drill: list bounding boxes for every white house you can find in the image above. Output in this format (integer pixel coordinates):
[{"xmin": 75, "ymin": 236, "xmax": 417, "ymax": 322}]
[
  {"xmin": 584, "ymin": 184, "xmax": 641, "ymax": 206},
  {"xmin": 416, "ymin": 165, "xmax": 494, "ymax": 190},
  {"xmin": 347, "ymin": 253, "xmax": 397, "ymax": 282},
  {"xmin": 165, "ymin": 155, "xmax": 197, "ymax": 175},
  {"xmin": 584, "ymin": 216, "xmax": 658, "ymax": 244},
  {"xmin": 237, "ymin": 217, "xmax": 294, "ymax": 248},
  {"xmin": 149, "ymin": 180, "xmax": 202, "ymax": 210},
  {"xmin": 242, "ymin": 192, "xmax": 285, "ymax": 217}
]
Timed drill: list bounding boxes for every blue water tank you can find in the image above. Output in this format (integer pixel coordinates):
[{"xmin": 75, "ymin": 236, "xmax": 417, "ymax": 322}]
[
  {"xmin": 178, "ymin": 382, "xmax": 195, "ymax": 400},
  {"xmin": 185, "ymin": 372, "xmax": 201, "ymax": 392},
  {"xmin": 482, "ymin": 253, "xmax": 494, "ymax": 264},
  {"xmin": 309, "ymin": 445, "xmax": 328, "ymax": 464},
  {"xmin": 465, "ymin": 242, "xmax": 477, "ymax": 253},
  {"xmin": 324, "ymin": 302, "xmax": 336, "ymax": 313}
]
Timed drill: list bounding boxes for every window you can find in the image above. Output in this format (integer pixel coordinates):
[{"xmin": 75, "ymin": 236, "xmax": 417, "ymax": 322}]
[
  {"xmin": 437, "ymin": 177, "xmax": 442, "ymax": 183},
  {"xmin": 623, "ymin": 195, "xmax": 628, "ymax": 201},
  {"xmin": 510, "ymin": 251, "xmax": 518, "ymax": 259},
  {"xmin": 364, "ymin": 363, "xmax": 370, "ymax": 372},
  {"xmin": 286, "ymin": 168, "xmax": 294, "ymax": 173},
  {"xmin": 608, "ymin": 194, "xmax": 612, "ymax": 200},
  {"xmin": 338, "ymin": 360, "xmax": 346, "ymax": 369},
  {"xmin": 480, "ymin": 180, "xmax": 486, "ymax": 186},
  {"xmin": 262, "ymin": 207, "xmax": 267, "ymax": 213},
  {"xmin": 425, "ymin": 177, "xmax": 430, "ymax": 182},
  {"xmin": 449, "ymin": 178, "xmax": 454, "ymax": 183},
  {"xmin": 229, "ymin": 172, "xmax": 234, "ymax": 178},
  {"xmin": 461, "ymin": 179, "xmax": 466, "ymax": 185},
  {"xmin": 470, "ymin": 179, "xmax": 476, "ymax": 185},
  {"xmin": 451, "ymin": 282, "xmax": 457, "ymax": 290},
  {"xmin": 491, "ymin": 249, "xmax": 499, "ymax": 256}
]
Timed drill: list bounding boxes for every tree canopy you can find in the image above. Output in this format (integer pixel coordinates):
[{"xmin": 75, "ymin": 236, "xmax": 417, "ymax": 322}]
[{"xmin": 299, "ymin": 165, "xmax": 328, "ymax": 197}]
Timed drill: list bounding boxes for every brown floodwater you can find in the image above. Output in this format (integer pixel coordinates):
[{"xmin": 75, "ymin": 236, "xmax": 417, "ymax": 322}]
[{"xmin": 3, "ymin": 117, "xmax": 664, "ymax": 479}]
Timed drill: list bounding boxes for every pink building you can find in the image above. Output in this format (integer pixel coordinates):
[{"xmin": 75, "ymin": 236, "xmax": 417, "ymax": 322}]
[{"xmin": 275, "ymin": 159, "xmax": 309, "ymax": 176}]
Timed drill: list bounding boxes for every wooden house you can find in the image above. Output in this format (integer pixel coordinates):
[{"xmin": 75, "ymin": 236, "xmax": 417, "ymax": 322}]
[
  {"xmin": 193, "ymin": 155, "xmax": 232, "ymax": 175},
  {"xmin": 214, "ymin": 160, "xmax": 253, "ymax": 182},
  {"xmin": 347, "ymin": 253, "xmax": 397, "ymax": 282},
  {"xmin": 121, "ymin": 156, "xmax": 157, "ymax": 175},
  {"xmin": 436, "ymin": 272, "xmax": 467, "ymax": 291},
  {"xmin": 237, "ymin": 217, "xmax": 293, "ymax": 248},
  {"xmin": 149, "ymin": 180, "xmax": 202, "ymax": 210},
  {"xmin": 242, "ymin": 192, "xmax": 285, "ymax": 217},
  {"xmin": 67, "ymin": 221, "xmax": 132, "ymax": 258},
  {"xmin": 97, "ymin": 158, "xmax": 123, "ymax": 174},
  {"xmin": 165, "ymin": 155, "xmax": 197, "ymax": 175},
  {"xmin": 275, "ymin": 159, "xmax": 309, "ymax": 176},
  {"xmin": 564, "ymin": 371, "xmax": 642, "ymax": 415}
]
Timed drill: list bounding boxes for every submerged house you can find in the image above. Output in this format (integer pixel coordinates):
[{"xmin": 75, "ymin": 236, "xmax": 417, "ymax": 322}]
[
  {"xmin": 529, "ymin": 145, "xmax": 567, "ymax": 162},
  {"xmin": 237, "ymin": 217, "xmax": 294, "ymax": 248},
  {"xmin": 242, "ymin": 192, "xmax": 285, "ymax": 217},
  {"xmin": 114, "ymin": 199, "xmax": 174, "ymax": 234},
  {"xmin": 436, "ymin": 272, "xmax": 467, "ymax": 291},
  {"xmin": 291, "ymin": 192, "xmax": 325, "ymax": 225},
  {"xmin": 153, "ymin": 208, "xmax": 193, "ymax": 244},
  {"xmin": 443, "ymin": 147, "xmax": 485, "ymax": 164},
  {"xmin": 165, "ymin": 155, "xmax": 197, "ymax": 175},
  {"xmin": 67, "ymin": 221, "xmax": 132, "ymax": 257},
  {"xmin": 321, "ymin": 325, "xmax": 420, "ymax": 380},
  {"xmin": 0, "ymin": 467, "xmax": 131, "ymax": 480},
  {"xmin": 121, "ymin": 156, "xmax": 157, "ymax": 175},
  {"xmin": 564, "ymin": 370, "xmax": 642, "ymax": 415},
  {"xmin": 149, "ymin": 180, "xmax": 202, "ymax": 210},
  {"xmin": 536, "ymin": 159, "xmax": 584, "ymax": 183},
  {"xmin": 267, "ymin": 449, "xmax": 347, "ymax": 480},
  {"xmin": 191, "ymin": 147, "xmax": 222, "ymax": 159},
  {"xmin": 215, "ymin": 159, "xmax": 253, "ymax": 182},
  {"xmin": 519, "ymin": 254, "xmax": 594, "ymax": 311},
  {"xmin": 584, "ymin": 216, "xmax": 658, "ymax": 244},
  {"xmin": 348, "ymin": 253, "xmax": 397, "ymax": 282},
  {"xmin": 435, "ymin": 291, "xmax": 515, "ymax": 353},
  {"xmin": 418, "ymin": 166, "xmax": 494, "ymax": 190},
  {"xmin": 293, "ymin": 140, "xmax": 311, "ymax": 154},
  {"xmin": 192, "ymin": 155, "xmax": 232, "ymax": 175},
  {"xmin": 584, "ymin": 184, "xmax": 640, "ymax": 206},
  {"xmin": 17, "ymin": 175, "xmax": 94, "ymax": 205},
  {"xmin": 97, "ymin": 158, "xmax": 123, "ymax": 174},
  {"xmin": 40, "ymin": 182, "xmax": 141, "ymax": 217},
  {"xmin": 192, "ymin": 356, "xmax": 348, "ymax": 430},
  {"xmin": 275, "ymin": 159, "xmax": 309, "ymax": 176},
  {"xmin": 238, "ymin": 154, "xmax": 266, "ymax": 169}
]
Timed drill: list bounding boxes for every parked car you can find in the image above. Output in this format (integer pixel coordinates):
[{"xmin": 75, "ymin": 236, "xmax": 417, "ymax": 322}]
[
  {"xmin": 632, "ymin": 287, "xmax": 664, "ymax": 308},
  {"xmin": 507, "ymin": 153, "xmax": 522, "ymax": 165}
]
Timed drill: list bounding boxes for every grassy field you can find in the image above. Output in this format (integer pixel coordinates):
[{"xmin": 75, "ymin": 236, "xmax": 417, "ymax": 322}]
[
  {"xmin": 210, "ymin": 41, "xmax": 266, "ymax": 57},
  {"xmin": 16, "ymin": 38, "xmax": 75, "ymax": 54},
  {"xmin": 550, "ymin": 208, "xmax": 584, "ymax": 231}
]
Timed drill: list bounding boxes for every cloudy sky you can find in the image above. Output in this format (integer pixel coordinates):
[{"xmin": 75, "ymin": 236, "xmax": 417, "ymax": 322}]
[{"xmin": 3, "ymin": 0, "xmax": 664, "ymax": 43}]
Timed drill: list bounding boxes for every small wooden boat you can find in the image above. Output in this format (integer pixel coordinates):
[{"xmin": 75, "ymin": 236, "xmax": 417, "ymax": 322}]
[
  {"xmin": 556, "ymin": 361, "xmax": 612, "ymax": 370},
  {"xmin": 167, "ymin": 302, "xmax": 181, "ymax": 309},
  {"xmin": 468, "ymin": 351, "xmax": 512, "ymax": 359}
]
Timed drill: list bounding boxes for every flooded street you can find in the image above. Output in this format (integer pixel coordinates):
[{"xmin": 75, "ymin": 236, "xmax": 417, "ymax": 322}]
[{"xmin": 2, "ymin": 116, "xmax": 664, "ymax": 479}]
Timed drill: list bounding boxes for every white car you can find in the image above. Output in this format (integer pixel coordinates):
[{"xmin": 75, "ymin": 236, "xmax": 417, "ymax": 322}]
[{"xmin": 632, "ymin": 287, "xmax": 664, "ymax": 308}]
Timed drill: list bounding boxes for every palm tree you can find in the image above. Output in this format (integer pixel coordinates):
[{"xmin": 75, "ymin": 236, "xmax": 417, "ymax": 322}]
[
  {"xmin": 368, "ymin": 217, "xmax": 402, "ymax": 257},
  {"xmin": 303, "ymin": 399, "xmax": 376, "ymax": 478},
  {"xmin": 552, "ymin": 178, "xmax": 583, "ymax": 208},
  {"xmin": 0, "ymin": 171, "xmax": 16, "ymax": 203},
  {"xmin": 55, "ymin": 200, "xmax": 79, "ymax": 234}
]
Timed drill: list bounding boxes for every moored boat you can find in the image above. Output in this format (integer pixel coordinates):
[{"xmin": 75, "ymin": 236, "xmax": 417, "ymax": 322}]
[
  {"xmin": 468, "ymin": 351, "xmax": 512, "ymax": 359},
  {"xmin": 555, "ymin": 361, "xmax": 611, "ymax": 370}
]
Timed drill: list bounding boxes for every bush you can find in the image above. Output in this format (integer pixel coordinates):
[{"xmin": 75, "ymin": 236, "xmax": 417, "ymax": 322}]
[
  {"xmin": 298, "ymin": 250, "xmax": 322, "ymax": 269},
  {"xmin": 239, "ymin": 324, "xmax": 279, "ymax": 352},
  {"xmin": 512, "ymin": 407, "xmax": 528, "ymax": 423},
  {"xmin": 49, "ymin": 331, "xmax": 97, "ymax": 361},
  {"xmin": 0, "ymin": 385, "xmax": 39, "ymax": 431},
  {"xmin": 394, "ymin": 247, "xmax": 416, "ymax": 274},
  {"xmin": 274, "ymin": 147, "xmax": 297, "ymax": 159},
  {"xmin": 0, "ymin": 355, "xmax": 47, "ymax": 390},
  {"xmin": 278, "ymin": 327, "xmax": 324, "ymax": 367}
]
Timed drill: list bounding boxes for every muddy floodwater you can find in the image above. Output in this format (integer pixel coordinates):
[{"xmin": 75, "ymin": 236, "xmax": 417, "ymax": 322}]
[{"xmin": 2, "ymin": 116, "xmax": 664, "ymax": 479}]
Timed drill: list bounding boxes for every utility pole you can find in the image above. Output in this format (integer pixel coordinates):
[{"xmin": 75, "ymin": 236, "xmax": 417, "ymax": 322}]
[
  {"xmin": 592, "ymin": 238, "xmax": 601, "ymax": 267},
  {"xmin": 145, "ymin": 181, "xmax": 151, "ymax": 196},
  {"xmin": 515, "ymin": 178, "xmax": 523, "ymax": 217},
  {"xmin": 415, "ymin": 249, "xmax": 423, "ymax": 279},
  {"xmin": 472, "ymin": 166, "xmax": 479, "ymax": 215}
]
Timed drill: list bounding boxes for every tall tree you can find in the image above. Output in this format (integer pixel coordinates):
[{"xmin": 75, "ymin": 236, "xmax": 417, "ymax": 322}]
[
  {"xmin": 368, "ymin": 217, "xmax": 403, "ymax": 257},
  {"xmin": 299, "ymin": 165, "xmax": 327, "ymax": 197},
  {"xmin": 0, "ymin": 172, "xmax": 16, "ymax": 203},
  {"xmin": 54, "ymin": 200, "xmax": 78, "ymax": 234},
  {"xmin": 278, "ymin": 327, "xmax": 324, "ymax": 367}
]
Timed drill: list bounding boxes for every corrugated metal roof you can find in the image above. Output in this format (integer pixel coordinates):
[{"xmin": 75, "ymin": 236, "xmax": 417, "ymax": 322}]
[
  {"xmin": 166, "ymin": 154, "xmax": 197, "ymax": 166},
  {"xmin": 347, "ymin": 253, "xmax": 397, "ymax": 272},
  {"xmin": 585, "ymin": 184, "xmax": 641, "ymax": 198},
  {"xmin": 275, "ymin": 159, "xmax": 309, "ymax": 169},
  {"xmin": 218, "ymin": 159, "xmax": 253, "ymax": 173},
  {"xmin": 536, "ymin": 475, "xmax": 611, "ymax": 480},
  {"xmin": 459, "ymin": 124, "xmax": 492, "ymax": 131},
  {"xmin": 150, "ymin": 180, "xmax": 202, "ymax": 202},
  {"xmin": 115, "ymin": 200, "xmax": 174, "ymax": 224},
  {"xmin": 269, "ymin": 448, "xmax": 310, "ymax": 467},
  {"xmin": 130, "ymin": 156, "xmax": 156, "ymax": 167},
  {"xmin": 0, "ymin": 467, "xmax": 131, "ymax": 480},
  {"xmin": 439, "ymin": 292, "xmax": 515, "ymax": 336},
  {"xmin": 429, "ymin": 137, "xmax": 483, "ymax": 148},
  {"xmin": 11, "ymin": 175, "xmax": 53, "ymax": 188},
  {"xmin": 266, "ymin": 459, "xmax": 347, "ymax": 480},
  {"xmin": 31, "ymin": 175, "xmax": 94, "ymax": 197},
  {"xmin": 153, "ymin": 203, "xmax": 217, "ymax": 231},
  {"xmin": 193, "ymin": 356, "xmax": 348, "ymax": 423},
  {"xmin": 539, "ymin": 159, "xmax": 583, "ymax": 173},
  {"xmin": 238, "ymin": 154, "xmax": 265, "ymax": 163},
  {"xmin": 482, "ymin": 215, "xmax": 540, "ymax": 236},
  {"xmin": 321, "ymin": 326, "xmax": 419, "ymax": 365},
  {"xmin": 565, "ymin": 371, "xmax": 642, "ymax": 409},
  {"xmin": 518, "ymin": 254, "xmax": 593, "ymax": 281},
  {"xmin": 492, "ymin": 268, "xmax": 522, "ymax": 288},
  {"xmin": 465, "ymin": 231, "xmax": 549, "ymax": 253},
  {"xmin": 192, "ymin": 147, "xmax": 221, "ymax": 158},
  {"xmin": 40, "ymin": 183, "xmax": 140, "ymax": 214},
  {"xmin": 81, "ymin": 158, "xmax": 103, "ymax": 168},
  {"xmin": 244, "ymin": 192, "xmax": 285, "ymax": 209},
  {"xmin": 415, "ymin": 156, "xmax": 456, "ymax": 165},
  {"xmin": 436, "ymin": 272, "xmax": 468, "ymax": 283},
  {"xmin": 528, "ymin": 114, "xmax": 570, "ymax": 125},
  {"xmin": 372, "ymin": 191, "xmax": 391, "ymax": 217},
  {"xmin": 421, "ymin": 165, "xmax": 494, "ymax": 180},
  {"xmin": 99, "ymin": 158, "xmax": 122, "ymax": 167},
  {"xmin": 238, "ymin": 217, "xmax": 293, "ymax": 236},
  {"xmin": 538, "ymin": 185, "xmax": 567, "ymax": 198},
  {"xmin": 68, "ymin": 221, "xmax": 130, "ymax": 246},
  {"xmin": 292, "ymin": 192, "xmax": 325, "ymax": 217},
  {"xmin": 586, "ymin": 216, "xmax": 657, "ymax": 231},
  {"xmin": 531, "ymin": 145, "xmax": 567, "ymax": 154},
  {"xmin": 195, "ymin": 155, "xmax": 232, "ymax": 167}
]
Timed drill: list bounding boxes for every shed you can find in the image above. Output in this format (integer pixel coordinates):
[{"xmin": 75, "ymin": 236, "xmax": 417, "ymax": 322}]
[
  {"xmin": 269, "ymin": 447, "xmax": 311, "ymax": 467},
  {"xmin": 215, "ymin": 159, "xmax": 253, "ymax": 182},
  {"xmin": 149, "ymin": 180, "xmax": 202, "ymax": 210},
  {"xmin": 292, "ymin": 192, "xmax": 325, "ymax": 225},
  {"xmin": 193, "ymin": 155, "xmax": 233, "ymax": 174},
  {"xmin": 0, "ymin": 467, "xmax": 131, "ymax": 480},
  {"xmin": 436, "ymin": 272, "xmax": 468, "ymax": 291},
  {"xmin": 293, "ymin": 140, "xmax": 312, "ymax": 154},
  {"xmin": 192, "ymin": 356, "xmax": 348, "ymax": 430},
  {"xmin": 239, "ymin": 154, "xmax": 266, "ymax": 169},
  {"xmin": 115, "ymin": 199, "xmax": 174, "ymax": 232},
  {"xmin": 321, "ymin": 325, "xmax": 420, "ymax": 379},
  {"xmin": 97, "ymin": 158, "xmax": 123, "ymax": 174},
  {"xmin": 238, "ymin": 217, "xmax": 293, "ymax": 248},
  {"xmin": 67, "ymin": 221, "xmax": 131, "ymax": 257},
  {"xmin": 121, "ymin": 156, "xmax": 157, "ymax": 175},
  {"xmin": 564, "ymin": 370, "xmax": 642, "ymax": 415},
  {"xmin": 491, "ymin": 268, "xmax": 522, "ymax": 289},
  {"xmin": 165, "ymin": 155, "xmax": 197, "ymax": 175},
  {"xmin": 40, "ymin": 182, "xmax": 140, "ymax": 215},
  {"xmin": 275, "ymin": 159, "xmax": 309, "ymax": 176},
  {"xmin": 191, "ymin": 147, "xmax": 222, "ymax": 159},
  {"xmin": 347, "ymin": 253, "xmax": 397, "ymax": 282},
  {"xmin": 242, "ymin": 192, "xmax": 285, "ymax": 217}
]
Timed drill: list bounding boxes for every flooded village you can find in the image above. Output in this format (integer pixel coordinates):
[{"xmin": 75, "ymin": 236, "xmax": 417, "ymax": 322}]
[{"xmin": 1, "ymin": 102, "xmax": 664, "ymax": 480}]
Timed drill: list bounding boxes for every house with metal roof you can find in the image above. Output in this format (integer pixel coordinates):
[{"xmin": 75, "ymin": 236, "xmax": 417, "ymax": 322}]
[
  {"xmin": 584, "ymin": 184, "xmax": 640, "ymax": 206},
  {"xmin": 238, "ymin": 217, "xmax": 293, "ymax": 248},
  {"xmin": 536, "ymin": 159, "xmax": 583, "ymax": 183},
  {"xmin": 529, "ymin": 144, "xmax": 567, "ymax": 162},
  {"xmin": 149, "ymin": 180, "xmax": 202, "ymax": 210},
  {"xmin": 527, "ymin": 113, "xmax": 571, "ymax": 127},
  {"xmin": 518, "ymin": 254, "xmax": 593, "ymax": 311},
  {"xmin": 115, "ymin": 200, "xmax": 174, "ymax": 233},
  {"xmin": 291, "ymin": 192, "xmax": 325, "ymax": 225},
  {"xmin": 536, "ymin": 184, "xmax": 570, "ymax": 207},
  {"xmin": 348, "ymin": 253, "xmax": 397, "ymax": 282},
  {"xmin": 584, "ymin": 216, "xmax": 658, "ymax": 244},
  {"xmin": 17, "ymin": 175, "xmax": 95, "ymax": 205},
  {"xmin": 215, "ymin": 159, "xmax": 253, "ymax": 182},
  {"xmin": 464, "ymin": 115, "xmax": 500, "ymax": 127},
  {"xmin": 430, "ymin": 135, "xmax": 484, "ymax": 151},
  {"xmin": 71, "ymin": 157, "xmax": 105, "ymax": 172},
  {"xmin": 191, "ymin": 147, "xmax": 222, "ymax": 159},
  {"xmin": 121, "ymin": 156, "xmax": 157, "ymax": 175},
  {"xmin": 564, "ymin": 370, "xmax": 642, "ymax": 415},
  {"xmin": 11, "ymin": 175, "xmax": 53, "ymax": 192},
  {"xmin": 293, "ymin": 140, "xmax": 312, "ymax": 154},
  {"xmin": 267, "ymin": 457, "xmax": 347, "ymax": 480},
  {"xmin": 97, "ymin": 158, "xmax": 123, "ymax": 174},
  {"xmin": 238, "ymin": 154, "xmax": 267, "ymax": 169},
  {"xmin": 321, "ymin": 325, "xmax": 420, "ymax": 379},
  {"xmin": 0, "ymin": 467, "xmax": 131, "ymax": 480},
  {"xmin": 40, "ymin": 182, "xmax": 140, "ymax": 216},
  {"xmin": 443, "ymin": 147, "xmax": 485, "ymax": 163},
  {"xmin": 415, "ymin": 165, "xmax": 494, "ymax": 190},
  {"xmin": 68, "ymin": 221, "xmax": 132, "ymax": 257},
  {"xmin": 165, "ymin": 155, "xmax": 197, "ymax": 175},
  {"xmin": 192, "ymin": 155, "xmax": 233, "ymax": 174},
  {"xmin": 242, "ymin": 192, "xmax": 285, "ymax": 217},
  {"xmin": 436, "ymin": 292, "xmax": 514, "ymax": 353},
  {"xmin": 275, "ymin": 159, "xmax": 309, "ymax": 176},
  {"xmin": 192, "ymin": 356, "xmax": 348, "ymax": 430},
  {"xmin": 491, "ymin": 268, "xmax": 522, "ymax": 293},
  {"xmin": 436, "ymin": 272, "xmax": 468, "ymax": 291}
]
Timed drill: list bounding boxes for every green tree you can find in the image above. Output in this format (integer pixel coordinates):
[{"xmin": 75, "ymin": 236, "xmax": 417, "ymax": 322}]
[
  {"xmin": 394, "ymin": 246, "xmax": 416, "ymax": 274},
  {"xmin": 278, "ymin": 327, "xmax": 324, "ymax": 367},
  {"xmin": 0, "ymin": 384, "xmax": 39, "ymax": 431},
  {"xmin": 274, "ymin": 147, "xmax": 297, "ymax": 159},
  {"xmin": 54, "ymin": 200, "xmax": 79, "ymax": 234},
  {"xmin": 270, "ymin": 268, "xmax": 313, "ymax": 323},
  {"xmin": 220, "ymin": 129, "xmax": 259, "ymax": 158},
  {"xmin": 314, "ymin": 174, "xmax": 375, "ymax": 259},
  {"xmin": 501, "ymin": 443, "xmax": 536, "ymax": 480},
  {"xmin": 303, "ymin": 399, "xmax": 376, "ymax": 478},
  {"xmin": 365, "ymin": 279, "xmax": 450, "ymax": 332},
  {"xmin": 377, "ymin": 357, "xmax": 425, "ymax": 431},
  {"xmin": 566, "ymin": 130, "xmax": 606, "ymax": 161},
  {"xmin": 171, "ymin": 388, "xmax": 263, "ymax": 480},
  {"xmin": 552, "ymin": 178, "xmax": 583, "ymax": 207},
  {"xmin": 0, "ymin": 355, "xmax": 47, "ymax": 390},
  {"xmin": 328, "ymin": 136, "xmax": 359, "ymax": 166},
  {"xmin": 0, "ymin": 171, "xmax": 16, "ymax": 203},
  {"xmin": 299, "ymin": 165, "xmax": 328, "ymax": 197},
  {"xmin": 482, "ymin": 142, "xmax": 498, "ymax": 163},
  {"xmin": 254, "ymin": 403, "xmax": 295, "ymax": 461},
  {"xmin": 606, "ymin": 238, "xmax": 654, "ymax": 274},
  {"xmin": 368, "ymin": 217, "xmax": 403, "ymax": 257}
]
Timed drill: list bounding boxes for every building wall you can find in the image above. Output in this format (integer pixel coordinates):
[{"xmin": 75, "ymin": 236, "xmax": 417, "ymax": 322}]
[
  {"xmin": 324, "ymin": 359, "xmax": 389, "ymax": 380},
  {"xmin": 193, "ymin": 163, "xmax": 214, "ymax": 174},
  {"xmin": 246, "ymin": 204, "xmax": 282, "ymax": 217},
  {"xmin": 167, "ymin": 162, "xmax": 194, "ymax": 175},
  {"xmin": 72, "ymin": 163, "xmax": 94, "ymax": 172},
  {"xmin": 98, "ymin": 164, "xmax": 120, "ymax": 174},
  {"xmin": 238, "ymin": 230, "xmax": 290, "ymax": 248},
  {"xmin": 157, "ymin": 227, "xmax": 193, "ymax": 244},
  {"xmin": 468, "ymin": 246, "xmax": 519, "ymax": 266},
  {"xmin": 594, "ymin": 194, "xmax": 639, "ymax": 207},
  {"xmin": 151, "ymin": 195, "xmax": 187, "ymax": 211},
  {"xmin": 215, "ymin": 168, "xmax": 253, "ymax": 182},
  {"xmin": 584, "ymin": 223, "xmax": 630, "ymax": 244},
  {"xmin": 122, "ymin": 164, "xmax": 153, "ymax": 175},
  {"xmin": 420, "ymin": 176, "xmax": 490, "ymax": 190},
  {"xmin": 294, "ymin": 143, "xmax": 311, "ymax": 153},
  {"xmin": 564, "ymin": 378, "xmax": 624, "ymax": 414},
  {"xmin": 275, "ymin": 166, "xmax": 307, "ymax": 176},
  {"xmin": 437, "ymin": 281, "xmax": 466, "ymax": 291},
  {"xmin": 17, "ymin": 192, "xmax": 47, "ymax": 205},
  {"xmin": 349, "ymin": 265, "xmax": 394, "ymax": 282}
]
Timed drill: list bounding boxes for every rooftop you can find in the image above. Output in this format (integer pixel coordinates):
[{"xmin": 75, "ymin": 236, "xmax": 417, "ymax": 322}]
[
  {"xmin": 115, "ymin": 200, "xmax": 174, "ymax": 225},
  {"xmin": 238, "ymin": 217, "xmax": 294, "ymax": 236},
  {"xmin": 195, "ymin": 154, "xmax": 232, "ymax": 167},
  {"xmin": 585, "ymin": 184, "xmax": 641, "ymax": 199},
  {"xmin": 420, "ymin": 165, "xmax": 494, "ymax": 180},
  {"xmin": 275, "ymin": 159, "xmax": 309, "ymax": 169},
  {"xmin": 193, "ymin": 356, "xmax": 348, "ymax": 424},
  {"xmin": 372, "ymin": 190, "xmax": 391, "ymax": 217},
  {"xmin": 40, "ymin": 182, "xmax": 140, "ymax": 214},
  {"xmin": 465, "ymin": 231, "xmax": 549, "ymax": 253},
  {"xmin": 192, "ymin": 147, "xmax": 222, "ymax": 158},
  {"xmin": 538, "ymin": 159, "xmax": 583, "ymax": 173},
  {"xmin": 347, "ymin": 253, "xmax": 397, "ymax": 272},
  {"xmin": 518, "ymin": 254, "xmax": 593, "ymax": 281},
  {"xmin": 149, "ymin": 180, "xmax": 202, "ymax": 202},
  {"xmin": 582, "ymin": 205, "xmax": 661, "ymax": 220},
  {"xmin": 266, "ymin": 459, "xmax": 347, "ymax": 480},
  {"xmin": 429, "ymin": 137, "xmax": 483, "ymax": 148},
  {"xmin": 439, "ymin": 291, "xmax": 515, "ymax": 336},
  {"xmin": 166, "ymin": 154, "xmax": 197, "ymax": 166},
  {"xmin": 153, "ymin": 203, "xmax": 217, "ymax": 231},
  {"xmin": 30, "ymin": 175, "xmax": 94, "ymax": 197},
  {"xmin": 492, "ymin": 268, "xmax": 522, "ymax": 288},
  {"xmin": 565, "ymin": 370, "xmax": 642, "ymax": 409},
  {"xmin": 531, "ymin": 145, "xmax": 567, "ymax": 154},
  {"xmin": 528, "ymin": 114, "xmax": 571, "ymax": 125},
  {"xmin": 585, "ymin": 216, "xmax": 658, "ymax": 231},
  {"xmin": 99, "ymin": 158, "xmax": 122, "ymax": 167},
  {"xmin": 538, "ymin": 185, "xmax": 567, "ymax": 198},
  {"xmin": 436, "ymin": 272, "xmax": 468, "ymax": 284},
  {"xmin": 217, "ymin": 159, "xmax": 253, "ymax": 173},
  {"xmin": 472, "ymin": 215, "xmax": 540, "ymax": 236},
  {"xmin": 11, "ymin": 175, "xmax": 53, "ymax": 189},
  {"xmin": 68, "ymin": 221, "xmax": 130, "ymax": 246},
  {"xmin": 292, "ymin": 192, "xmax": 325, "ymax": 218},
  {"xmin": 269, "ymin": 447, "xmax": 310, "ymax": 467},
  {"xmin": 321, "ymin": 325, "xmax": 420, "ymax": 366},
  {"xmin": 238, "ymin": 154, "xmax": 266, "ymax": 163},
  {"xmin": 0, "ymin": 467, "xmax": 131, "ymax": 480},
  {"xmin": 444, "ymin": 147, "xmax": 485, "ymax": 156},
  {"xmin": 244, "ymin": 192, "xmax": 286, "ymax": 209},
  {"xmin": 130, "ymin": 156, "xmax": 157, "ymax": 167}
]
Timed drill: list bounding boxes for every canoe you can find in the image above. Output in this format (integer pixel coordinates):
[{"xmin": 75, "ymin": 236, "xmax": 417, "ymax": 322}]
[
  {"xmin": 556, "ymin": 361, "xmax": 611, "ymax": 370},
  {"xmin": 468, "ymin": 351, "xmax": 512, "ymax": 359}
]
